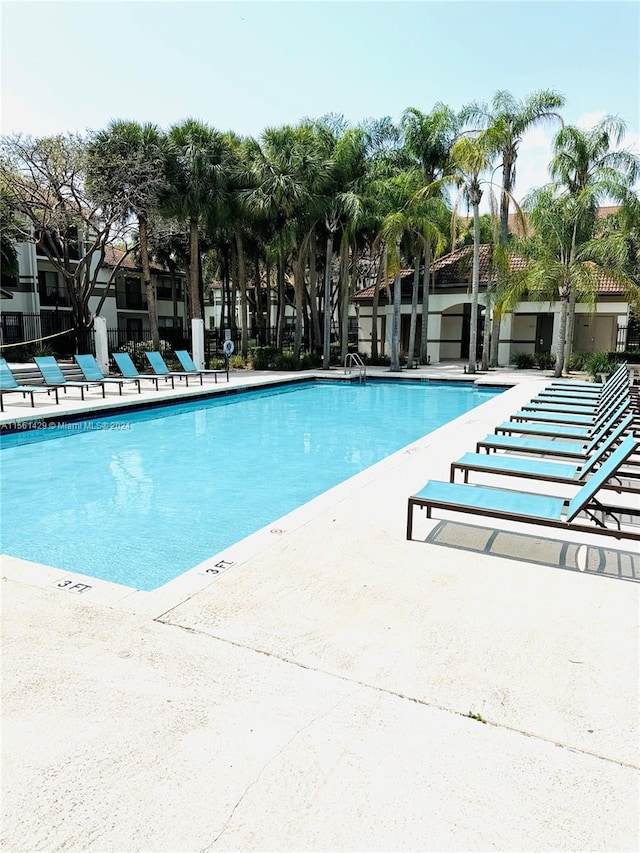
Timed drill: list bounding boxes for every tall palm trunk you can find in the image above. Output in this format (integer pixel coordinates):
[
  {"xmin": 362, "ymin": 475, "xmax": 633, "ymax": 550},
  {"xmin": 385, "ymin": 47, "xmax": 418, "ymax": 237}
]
[
  {"xmin": 407, "ymin": 250, "xmax": 420, "ymax": 368},
  {"xmin": 371, "ymin": 245, "xmax": 385, "ymax": 362},
  {"xmin": 276, "ymin": 255, "xmax": 285, "ymax": 350},
  {"xmin": 308, "ymin": 229, "xmax": 321, "ymax": 353},
  {"xmin": 322, "ymin": 229, "xmax": 335, "ymax": 369},
  {"xmin": 419, "ymin": 240, "xmax": 432, "ymax": 365},
  {"xmin": 189, "ymin": 217, "xmax": 201, "ymax": 320},
  {"xmin": 390, "ymin": 238, "xmax": 402, "ymax": 372},
  {"xmin": 339, "ymin": 237, "xmax": 350, "ymax": 363},
  {"xmin": 555, "ymin": 289, "xmax": 569, "ymax": 377},
  {"xmin": 235, "ymin": 223, "xmax": 248, "ymax": 358},
  {"xmin": 563, "ymin": 289, "xmax": 577, "ymax": 373},
  {"xmin": 292, "ymin": 250, "xmax": 306, "ymax": 361},
  {"xmin": 468, "ymin": 191, "xmax": 482, "ymax": 374},
  {"xmin": 138, "ymin": 216, "xmax": 159, "ymax": 350}
]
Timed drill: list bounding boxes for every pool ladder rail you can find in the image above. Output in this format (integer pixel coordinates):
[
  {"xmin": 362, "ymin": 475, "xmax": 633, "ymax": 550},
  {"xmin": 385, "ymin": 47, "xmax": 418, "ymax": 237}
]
[{"xmin": 344, "ymin": 353, "xmax": 367, "ymax": 383}]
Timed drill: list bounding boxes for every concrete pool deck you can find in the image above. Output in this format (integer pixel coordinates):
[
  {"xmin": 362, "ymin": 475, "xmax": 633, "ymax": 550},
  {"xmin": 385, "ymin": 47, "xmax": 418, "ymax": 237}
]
[{"xmin": 2, "ymin": 364, "xmax": 639, "ymax": 851}]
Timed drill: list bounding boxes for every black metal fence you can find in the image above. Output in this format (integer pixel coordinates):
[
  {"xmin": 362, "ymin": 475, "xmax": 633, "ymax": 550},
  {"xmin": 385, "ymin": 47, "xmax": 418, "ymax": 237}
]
[{"xmin": 0, "ymin": 312, "xmax": 93, "ymax": 357}]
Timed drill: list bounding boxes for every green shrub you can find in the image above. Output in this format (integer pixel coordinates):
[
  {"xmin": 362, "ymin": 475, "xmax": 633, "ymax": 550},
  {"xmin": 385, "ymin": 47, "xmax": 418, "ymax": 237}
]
[
  {"xmin": 567, "ymin": 351, "xmax": 587, "ymax": 371},
  {"xmin": 533, "ymin": 351, "xmax": 556, "ymax": 370},
  {"xmin": 248, "ymin": 346, "xmax": 278, "ymax": 370},
  {"xmin": 299, "ymin": 352, "xmax": 321, "ymax": 369},
  {"xmin": 513, "ymin": 352, "xmax": 535, "ymax": 369},
  {"xmin": 208, "ymin": 356, "xmax": 227, "ymax": 369},
  {"xmin": 229, "ymin": 354, "xmax": 246, "ymax": 369},
  {"xmin": 272, "ymin": 351, "xmax": 298, "ymax": 370},
  {"xmin": 584, "ymin": 351, "xmax": 621, "ymax": 380}
]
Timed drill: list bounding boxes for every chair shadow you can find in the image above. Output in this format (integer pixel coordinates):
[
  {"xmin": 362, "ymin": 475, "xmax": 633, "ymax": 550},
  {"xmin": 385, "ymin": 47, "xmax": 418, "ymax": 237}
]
[{"xmin": 424, "ymin": 520, "xmax": 640, "ymax": 583}]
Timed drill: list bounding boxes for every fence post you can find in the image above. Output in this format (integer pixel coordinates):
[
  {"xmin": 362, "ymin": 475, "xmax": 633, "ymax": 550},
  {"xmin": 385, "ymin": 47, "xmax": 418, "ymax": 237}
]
[
  {"xmin": 94, "ymin": 316, "xmax": 109, "ymax": 373},
  {"xmin": 192, "ymin": 318, "xmax": 205, "ymax": 369}
]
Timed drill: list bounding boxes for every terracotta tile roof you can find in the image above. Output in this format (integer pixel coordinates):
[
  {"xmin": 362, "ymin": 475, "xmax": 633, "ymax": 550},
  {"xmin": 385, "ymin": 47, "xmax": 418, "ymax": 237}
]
[
  {"xmin": 353, "ymin": 244, "xmax": 630, "ymax": 300},
  {"xmin": 102, "ymin": 245, "xmax": 181, "ymax": 276}
]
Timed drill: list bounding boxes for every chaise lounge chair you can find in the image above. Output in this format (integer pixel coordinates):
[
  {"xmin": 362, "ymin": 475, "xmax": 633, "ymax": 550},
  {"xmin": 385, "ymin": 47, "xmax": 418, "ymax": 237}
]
[
  {"xmin": 525, "ymin": 368, "xmax": 629, "ymax": 412},
  {"xmin": 407, "ymin": 435, "xmax": 640, "ymax": 543},
  {"xmin": 75, "ymin": 354, "xmax": 141, "ymax": 395},
  {"xmin": 0, "ymin": 357, "xmax": 59, "ymax": 412},
  {"xmin": 493, "ymin": 396, "xmax": 630, "ymax": 440},
  {"xmin": 508, "ymin": 384, "xmax": 629, "ymax": 426},
  {"xmin": 112, "ymin": 352, "xmax": 175, "ymax": 390},
  {"xmin": 34, "ymin": 356, "xmax": 106, "ymax": 400},
  {"xmin": 174, "ymin": 350, "xmax": 229, "ymax": 383},
  {"xmin": 476, "ymin": 408, "xmax": 633, "ymax": 460},
  {"xmin": 144, "ymin": 351, "xmax": 203, "ymax": 386},
  {"xmin": 451, "ymin": 416, "xmax": 639, "ymax": 493}
]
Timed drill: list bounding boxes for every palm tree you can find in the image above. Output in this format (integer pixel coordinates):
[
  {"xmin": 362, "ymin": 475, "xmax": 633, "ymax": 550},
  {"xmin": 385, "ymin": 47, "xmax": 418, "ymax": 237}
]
[
  {"xmin": 402, "ymin": 104, "xmax": 458, "ymax": 364},
  {"xmin": 511, "ymin": 186, "xmax": 639, "ymax": 377},
  {"xmin": 243, "ymin": 124, "xmax": 328, "ymax": 360},
  {"xmin": 163, "ymin": 119, "xmax": 230, "ymax": 321},
  {"xmin": 450, "ymin": 132, "xmax": 498, "ymax": 374},
  {"xmin": 87, "ymin": 120, "xmax": 166, "ymax": 349},
  {"xmin": 549, "ymin": 116, "xmax": 640, "ymax": 367},
  {"xmin": 462, "ymin": 90, "xmax": 565, "ymax": 365}
]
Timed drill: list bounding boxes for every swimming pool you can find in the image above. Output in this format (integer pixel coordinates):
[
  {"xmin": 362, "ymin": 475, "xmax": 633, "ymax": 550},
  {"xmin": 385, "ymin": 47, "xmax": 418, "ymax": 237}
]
[{"xmin": 1, "ymin": 379, "xmax": 501, "ymax": 590}]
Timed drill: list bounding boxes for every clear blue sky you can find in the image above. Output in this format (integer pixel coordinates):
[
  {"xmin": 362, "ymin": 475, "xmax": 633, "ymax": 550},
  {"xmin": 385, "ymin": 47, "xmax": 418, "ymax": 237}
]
[{"xmin": 2, "ymin": 0, "xmax": 638, "ymax": 201}]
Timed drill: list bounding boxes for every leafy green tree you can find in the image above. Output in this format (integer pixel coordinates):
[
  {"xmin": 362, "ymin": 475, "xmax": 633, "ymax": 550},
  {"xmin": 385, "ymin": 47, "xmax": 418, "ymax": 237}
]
[
  {"xmin": 0, "ymin": 186, "xmax": 23, "ymax": 284},
  {"xmin": 549, "ymin": 116, "xmax": 640, "ymax": 366},
  {"xmin": 511, "ymin": 186, "xmax": 639, "ymax": 377},
  {"xmin": 402, "ymin": 104, "xmax": 458, "ymax": 364},
  {"xmin": 163, "ymin": 120, "xmax": 230, "ymax": 321},
  {"xmin": 0, "ymin": 133, "xmax": 131, "ymax": 341},
  {"xmin": 450, "ymin": 132, "xmax": 498, "ymax": 373},
  {"xmin": 87, "ymin": 120, "xmax": 166, "ymax": 349},
  {"xmin": 462, "ymin": 90, "xmax": 565, "ymax": 365}
]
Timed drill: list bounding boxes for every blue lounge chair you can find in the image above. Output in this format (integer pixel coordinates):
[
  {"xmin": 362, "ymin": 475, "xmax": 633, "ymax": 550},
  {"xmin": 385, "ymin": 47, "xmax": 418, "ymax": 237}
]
[
  {"xmin": 0, "ymin": 358, "xmax": 59, "ymax": 412},
  {"xmin": 530, "ymin": 368, "xmax": 628, "ymax": 409},
  {"xmin": 452, "ymin": 418, "xmax": 639, "ymax": 493},
  {"xmin": 494, "ymin": 397, "xmax": 629, "ymax": 440},
  {"xmin": 477, "ymin": 409, "xmax": 633, "ymax": 459},
  {"xmin": 75, "ymin": 354, "xmax": 141, "ymax": 395},
  {"xmin": 34, "ymin": 356, "xmax": 105, "ymax": 400},
  {"xmin": 512, "ymin": 383, "xmax": 629, "ymax": 423},
  {"xmin": 174, "ymin": 350, "xmax": 229, "ymax": 383},
  {"xmin": 144, "ymin": 351, "xmax": 203, "ymax": 386},
  {"xmin": 407, "ymin": 435, "xmax": 640, "ymax": 543},
  {"xmin": 112, "ymin": 352, "xmax": 175, "ymax": 390}
]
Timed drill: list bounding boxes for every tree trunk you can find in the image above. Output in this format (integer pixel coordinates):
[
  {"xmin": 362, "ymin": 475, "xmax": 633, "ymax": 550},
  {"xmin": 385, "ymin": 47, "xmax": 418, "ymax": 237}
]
[
  {"xmin": 481, "ymin": 303, "xmax": 491, "ymax": 371},
  {"xmin": 339, "ymin": 237, "xmax": 350, "ymax": 363},
  {"xmin": 308, "ymin": 229, "xmax": 321, "ymax": 353},
  {"xmin": 419, "ymin": 240, "xmax": 431, "ymax": 365},
  {"xmin": 407, "ymin": 250, "xmax": 420, "ymax": 368},
  {"xmin": 293, "ymin": 251, "xmax": 306, "ymax": 361},
  {"xmin": 563, "ymin": 289, "xmax": 577, "ymax": 374},
  {"xmin": 322, "ymin": 230, "xmax": 334, "ymax": 369},
  {"xmin": 468, "ymin": 198, "xmax": 481, "ymax": 375},
  {"xmin": 235, "ymin": 223, "xmax": 248, "ymax": 359},
  {"xmin": 488, "ymin": 309, "xmax": 500, "ymax": 367},
  {"xmin": 371, "ymin": 246, "xmax": 385, "ymax": 362},
  {"xmin": 554, "ymin": 292, "xmax": 569, "ymax": 377},
  {"xmin": 276, "ymin": 255, "xmax": 285, "ymax": 350},
  {"xmin": 390, "ymin": 238, "xmax": 402, "ymax": 372},
  {"xmin": 189, "ymin": 217, "xmax": 201, "ymax": 320},
  {"xmin": 138, "ymin": 217, "xmax": 159, "ymax": 350}
]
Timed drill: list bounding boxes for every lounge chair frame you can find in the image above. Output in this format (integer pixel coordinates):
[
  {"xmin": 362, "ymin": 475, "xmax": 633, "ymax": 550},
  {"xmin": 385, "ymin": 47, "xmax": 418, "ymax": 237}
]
[{"xmin": 407, "ymin": 436, "xmax": 640, "ymax": 543}]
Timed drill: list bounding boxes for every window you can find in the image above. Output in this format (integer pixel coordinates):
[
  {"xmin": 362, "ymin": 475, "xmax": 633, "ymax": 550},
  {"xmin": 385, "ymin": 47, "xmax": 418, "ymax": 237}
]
[
  {"xmin": 156, "ymin": 276, "xmax": 183, "ymax": 301},
  {"xmin": 158, "ymin": 316, "xmax": 183, "ymax": 329},
  {"xmin": 38, "ymin": 270, "xmax": 70, "ymax": 306},
  {"xmin": 116, "ymin": 276, "xmax": 147, "ymax": 310}
]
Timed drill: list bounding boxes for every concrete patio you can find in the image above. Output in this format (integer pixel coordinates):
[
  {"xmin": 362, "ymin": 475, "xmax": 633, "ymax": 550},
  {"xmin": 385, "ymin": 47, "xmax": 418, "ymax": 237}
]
[{"xmin": 2, "ymin": 364, "xmax": 639, "ymax": 851}]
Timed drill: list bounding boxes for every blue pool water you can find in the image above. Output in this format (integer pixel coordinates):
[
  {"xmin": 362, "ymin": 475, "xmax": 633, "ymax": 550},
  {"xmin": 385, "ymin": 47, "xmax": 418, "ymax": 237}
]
[{"xmin": 0, "ymin": 380, "xmax": 501, "ymax": 590}]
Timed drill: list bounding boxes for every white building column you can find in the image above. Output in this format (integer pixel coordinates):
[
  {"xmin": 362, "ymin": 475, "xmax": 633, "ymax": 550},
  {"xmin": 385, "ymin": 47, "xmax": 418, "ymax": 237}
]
[
  {"xmin": 426, "ymin": 311, "xmax": 441, "ymax": 365},
  {"xmin": 192, "ymin": 318, "xmax": 205, "ymax": 369},
  {"xmin": 497, "ymin": 312, "xmax": 513, "ymax": 367},
  {"xmin": 93, "ymin": 315, "xmax": 109, "ymax": 374}
]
